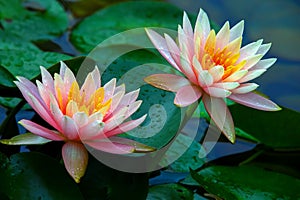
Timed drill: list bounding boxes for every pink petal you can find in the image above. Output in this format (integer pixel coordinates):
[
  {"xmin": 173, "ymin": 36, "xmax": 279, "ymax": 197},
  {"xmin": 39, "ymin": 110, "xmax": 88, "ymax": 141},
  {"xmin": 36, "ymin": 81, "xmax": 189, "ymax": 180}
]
[
  {"xmin": 80, "ymin": 73, "xmax": 96, "ymax": 101},
  {"xmin": 164, "ymin": 34, "xmax": 181, "ymax": 69},
  {"xmin": 257, "ymin": 43, "xmax": 271, "ymax": 56},
  {"xmin": 229, "ymin": 20, "xmax": 244, "ymax": 42},
  {"xmin": 182, "ymin": 11, "xmax": 194, "ymax": 40},
  {"xmin": 125, "ymin": 100, "xmax": 142, "ymax": 119},
  {"xmin": 229, "ymin": 92, "xmax": 281, "ymax": 111},
  {"xmin": 49, "ymin": 102, "xmax": 64, "ymax": 132},
  {"xmin": 194, "ymin": 9, "xmax": 211, "ymax": 43},
  {"xmin": 223, "ymin": 70, "xmax": 248, "ymax": 82},
  {"xmin": 19, "ymin": 119, "xmax": 64, "ymax": 141},
  {"xmin": 203, "ymin": 87, "xmax": 231, "ymax": 98},
  {"xmin": 238, "ymin": 39, "xmax": 263, "ymax": 61},
  {"xmin": 242, "ymin": 54, "xmax": 263, "ymax": 70},
  {"xmin": 232, "ymin": 83, "xmax": 259, "ymax": 94},
  {"xmin": 216, "ymin": 21, "xmax": 230, "ymax": 50},
  {"xmin": 145, "ymin": 29, "xmax": 181, "ymax": 71},
  {"xmin": 103, "ymin": 78, "xmax": 116, "ymax": 101},
  {"xmin": 202, "ymin": 95, "xmax": 235, "ymax": 143},
  {"xmin": 61, "ymin": 116, "xmax": 79, "ymax": 140},
  {"xmin": 79, "ymin": 120, "xmax": 105, "ymax": 140},
  {"xmin": 20, "ymin": 89, "xmax": 60, "ymax": 131},
  {"xmin": 174, "ymin": 85, "xmax": 202, "ymax": 107},
  {"xmin": 117, "ymin": 88, "xmax": 140, "ymax": 108},
  {"xmin": 88, "ymin": 111, "xmax": 103, "ymax": 123},
  {"xmin": 105, "ymin": 114, "xmax": 147, "ymax": 137},
  {"xmin": 250, "ymin": 58, "xmax": 277, "ymax": 70},
  {"xmin": 105, "ymin": 90, "xmax": 125, "ymax": 118},
  {"xmin": 144, "ymin": 74, "xmax": 191, "ymax": 92},
  {"xmin": 179, "ymin": 14, "xmax": 194, "ymax": 61},
  {"xmin": 192, "ymin": 56, "xmax": 204, "ymax": 76},
  {"xmin": 198, "ymin": 70, "xmax": 214, "ymax": 87},
  {"xmin": 85, "ymin": 140, "xmax": 135, "ymax": 154},
  {"xmin": 36, "ymin": 80, "xmax": 51, "ymax": 108},
  {"xmin": 62, "ymin": 142, "xmax": 88, "ymax": 183},
  {"xmin": 238, "ymin": 69, "xmax": 266, "ymax": 83},
  {"xmin": 73, "ymin": 112, "xmax": 89, "ymax": 128},
  {"xmin": 212, "ymin": 82, "xmax": 239, "ymax": 90},
  {"xmin": 16, "ymin": 77, "xmax": 43, "ymax": 104},
  {"xmin": 40, "ymin": 66, "xmax": 55, "ymax": 94},
  {"xmin": 103, "ymin": 107, "xmax": 127, "ymax": 131},
  {"xmin": 180, "ymin": 53, "xmax": 198, "ymax": 84},
  {"xmin": 59, "ymin": 61, "xmax": 68, "ymax": 77},
  {"xmin": 91, "ymin": 66, "xmax": 101, "ymax": 88},
  {"xmin": 61, "ymin": 62, "xmax": 76, "ymax": 92},
  {"xmin": 114, "ymin": 83, "xmax": 125, "ymax": 94}
]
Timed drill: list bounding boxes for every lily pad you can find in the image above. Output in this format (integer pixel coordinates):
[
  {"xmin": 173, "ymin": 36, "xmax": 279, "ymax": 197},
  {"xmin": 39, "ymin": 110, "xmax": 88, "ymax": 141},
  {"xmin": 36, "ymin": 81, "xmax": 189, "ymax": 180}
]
[
  {"xmin": 0, "ymin": 152, "xmax": 84, "ymax": 199},
  {"xmin": 229, "ymin": 104, "xmax": 300, "ymax": 149},
  {"xmin": 0, "ymin": 0, "xmax": 68, "ymax": 41},
  {"xmin": 166, "ymin": 134, "xmax": 205, "ymax": 172},
  {"xmin": 191, "ymin": 164, "xmax": 300, "ymax": 200},
  {"xmin": 0, "ymin": 49, "xmax": 71, "ymax": 81},
  {"xmin": 147, "ymin": 183, "xmax": 194, "ymax": 200},
  {"xmin": 99, "ymin": 50, "xmax": 182, "ymax": 149},
  {"xmin": 70, "ymin": 1, "xmax": 196, "ymax": 53}
]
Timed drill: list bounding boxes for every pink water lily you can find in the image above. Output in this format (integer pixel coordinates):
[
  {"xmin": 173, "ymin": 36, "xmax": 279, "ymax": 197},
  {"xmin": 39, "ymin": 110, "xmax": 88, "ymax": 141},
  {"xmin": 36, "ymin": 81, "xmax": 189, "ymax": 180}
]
[
  {"xmin": 9, "ymin": 62, "xmax": 149, "ymax": 183},
  {"xmin": 144, "ymin": 9, "xmax": 281, "ymax": 143}
]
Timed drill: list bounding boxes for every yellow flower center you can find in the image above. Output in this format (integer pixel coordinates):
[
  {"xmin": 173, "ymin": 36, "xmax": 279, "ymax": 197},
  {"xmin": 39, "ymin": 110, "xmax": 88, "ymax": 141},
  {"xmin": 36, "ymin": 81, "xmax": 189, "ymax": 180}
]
[
  {"xmin": 58, "ymin": 81, "xmax": 111, "ymax": 117},
  {"xmin": 202, "ymin": 30, "xmax": 246, "ymax": 79}
]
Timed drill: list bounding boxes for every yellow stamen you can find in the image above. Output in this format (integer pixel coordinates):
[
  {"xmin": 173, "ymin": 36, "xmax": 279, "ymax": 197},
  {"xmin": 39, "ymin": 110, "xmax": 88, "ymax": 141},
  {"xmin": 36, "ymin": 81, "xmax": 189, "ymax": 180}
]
[
  {"xmin": 201, "ymin": 33, "xmax": 246, "ymax": 79},
  {"xmin": 66, "ymin": 81, "xmax": 111, "ymax": 116}
]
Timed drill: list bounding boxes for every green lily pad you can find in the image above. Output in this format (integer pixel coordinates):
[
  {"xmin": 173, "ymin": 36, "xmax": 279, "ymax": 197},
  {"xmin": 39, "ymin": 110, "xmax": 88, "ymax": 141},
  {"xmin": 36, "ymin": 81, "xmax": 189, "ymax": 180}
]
[
  {"xmin": 166, "ymin": 134, "xmax": 205, "ymax": 172},
  {"xmin": 229, "ymin": 104, "xmax": 300, "ymax": 149},
  {"xmin": 147, "ymin": 183, "xmax": 194, "ymax": 200},
  {"xmin": 70, "ymin": 1, "xmax": 196, "ymax": 53},
  {"xmin": 0, "ymin": 49, "xmax": 71, "ymax": 81},
  {"xmin": 0, "ymin": 152, "xmax": 84, "ymax": 199},
  {"xmin": 99, "ymin": 50, "xmax": 182, "ymax": 149},
  {"xmin": 0, "ymin": 0, "xmax": 68, "ymax": 41},
  {"xmin": 0, "ymin": 66, "xmax": 16, "ymax": 88},
  {"xmin": 191, "ymin": 164, "xmax": 300, "ymax": 200}
]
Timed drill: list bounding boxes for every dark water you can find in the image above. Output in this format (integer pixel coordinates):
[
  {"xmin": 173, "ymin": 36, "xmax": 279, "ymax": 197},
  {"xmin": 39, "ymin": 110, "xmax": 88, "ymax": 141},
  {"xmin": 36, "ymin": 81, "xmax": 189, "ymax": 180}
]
[{"xmin": 168, "ymin": 0, "xmax": 300, "ymax": 112}]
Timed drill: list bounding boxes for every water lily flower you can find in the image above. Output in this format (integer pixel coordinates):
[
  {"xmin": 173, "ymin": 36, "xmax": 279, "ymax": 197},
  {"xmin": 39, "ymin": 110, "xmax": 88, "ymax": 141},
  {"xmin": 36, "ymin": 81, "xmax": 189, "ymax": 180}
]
[
  {"xmin": 144, "ymin": 9, "xmax": 281, "ymax": 143},
  {"xmin": 3, "ymin": 62, "xmax": 150, "ymax": 183}
]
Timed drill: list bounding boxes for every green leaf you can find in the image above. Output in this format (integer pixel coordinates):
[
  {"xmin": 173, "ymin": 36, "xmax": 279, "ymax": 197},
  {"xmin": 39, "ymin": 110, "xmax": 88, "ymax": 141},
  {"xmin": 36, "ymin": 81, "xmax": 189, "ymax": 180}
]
[
  {"xmin": 166, "ymin": 134, "xmax": 205, "ymax": 172},
  {"xmin": 70, "ymin": 1, "xmax": 195, "ymax": 53},
  {"xmin": 147, "ymin": 183, "xmax": 194, "ymax": 200},
  {"xmin": 0, "ymin": 0, "xmax": 68, "ymax": 41},
  {"xmin": 0, "ymin": 133, "xmax": 51, "ymax": 145},
  {"xmin": 0, "ymin": 66, "xmax": 16, "ymax": 88},
  {"xmin": 0, "ymin": 97, "xmax": 22, "ymax": 108},
  {"xmin": 100, "ymin": 50, "xmax": 182, "ymax": 149},
  {"xmin": 229, "ymin": 104, "xmax": 300, "ymax": 149},
  {"xmin": 0, "ymin": 50, "xmax": 71, "ymax": 80},
  {"xmin": 0, "ymin": 152, "xmax": 84, "ymax": 199},
  {"xmin": 191, "ymin": 164, "xmax": 300, "ymax": 200},
  {"xmin": 0, "ymin": 0, "xmax": 23, "ymax": 19},
  {"xmin": 235, "ymin": 127, "xmax": 260, "ymax": 143}
]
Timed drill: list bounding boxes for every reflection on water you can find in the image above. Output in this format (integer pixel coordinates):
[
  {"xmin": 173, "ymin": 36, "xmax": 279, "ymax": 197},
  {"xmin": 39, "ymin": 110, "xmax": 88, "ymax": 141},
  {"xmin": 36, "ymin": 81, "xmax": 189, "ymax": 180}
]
[{"xmin": 167, "ymin": 0, "xmax": 300, "ymax": 111}]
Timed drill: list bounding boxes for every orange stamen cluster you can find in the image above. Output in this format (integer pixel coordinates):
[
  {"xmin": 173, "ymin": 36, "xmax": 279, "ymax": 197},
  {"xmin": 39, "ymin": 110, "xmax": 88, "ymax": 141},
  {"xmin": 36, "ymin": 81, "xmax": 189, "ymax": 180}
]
[
  {"xmin": 64, "ymin": 81, "xmax": 112, "ymax": 117},
  {"xmin": 202, "ymin": 30, "xmax": 246, "ymax": 79}
]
